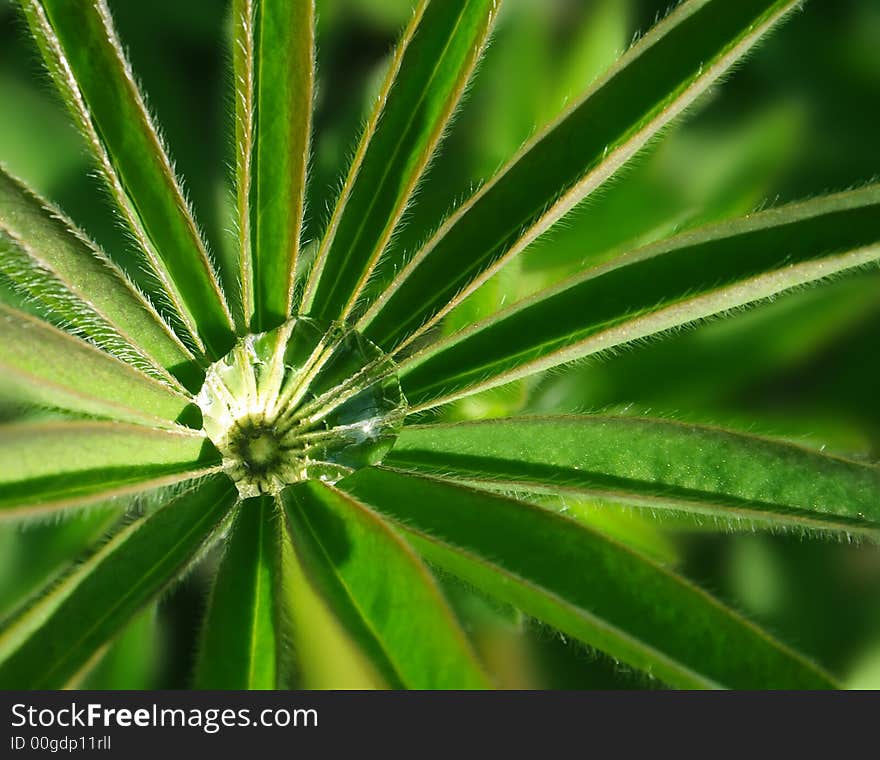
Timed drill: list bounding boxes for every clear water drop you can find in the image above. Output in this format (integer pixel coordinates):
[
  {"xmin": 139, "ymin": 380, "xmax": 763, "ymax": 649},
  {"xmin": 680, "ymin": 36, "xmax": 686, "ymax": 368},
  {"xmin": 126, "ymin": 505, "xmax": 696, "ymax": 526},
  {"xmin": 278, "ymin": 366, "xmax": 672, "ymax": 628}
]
[{"xmin": 196, "ymin": 316, "xmax": 406, "ymax": 498}]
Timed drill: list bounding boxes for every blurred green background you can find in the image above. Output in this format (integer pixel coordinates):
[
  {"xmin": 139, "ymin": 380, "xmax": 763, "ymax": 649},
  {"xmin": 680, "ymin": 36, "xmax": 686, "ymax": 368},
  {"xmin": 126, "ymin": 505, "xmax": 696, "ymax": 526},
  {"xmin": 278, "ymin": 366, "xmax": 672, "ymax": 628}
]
[{"xmin": 1, "ymin": 0, "xmax": 879, "ymax": 689}]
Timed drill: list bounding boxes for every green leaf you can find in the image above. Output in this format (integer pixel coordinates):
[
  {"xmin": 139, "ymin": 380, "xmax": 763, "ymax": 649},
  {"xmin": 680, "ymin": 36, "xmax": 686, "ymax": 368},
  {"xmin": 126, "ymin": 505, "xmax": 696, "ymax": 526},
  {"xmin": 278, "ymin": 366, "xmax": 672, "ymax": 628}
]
[
  {"xmin": 236, "ymin": 0, "xmax": 315, "ymax": 332},
  {"xmin": 301, "ymin": 0, "xmax": 498, "ymax": 324},
  {"xmin": 358, "ymin": 0, "xmax": 801, "ymax": 351},
  {"xmin": 283, "ymin": 481, "xmax": 490, "ymax": 689},
  {"xmin": 0, "ymin": 304, "xmax": 197, "ymax": 427},
  {"xmin": 339, "ymin": 468, "xmax": 837, "ymax": 689},
  {"xmin": 195, "ymin": 497, "xmax": 283, "ymax": 689},
  {"xmin": 0, "ymin": 474, "xmax": 237, "ymax": 688},
  {"xmin": 19, "ymin": 0, "xmax": 234, "ymax": 357},
  {"xmin": 399, "ymin": 185, "xmax": 880, "ymax": 410},
  {"xmin": 0, "ymin": 421, "xmax": 220, "ymax": 516},
  {"xmin": 0, "ymin": 167, "xmax": 194, "ymax": 386},
  {"xmin": 388, "ymin": 417, "xmax": 880, "ymax": 538}
]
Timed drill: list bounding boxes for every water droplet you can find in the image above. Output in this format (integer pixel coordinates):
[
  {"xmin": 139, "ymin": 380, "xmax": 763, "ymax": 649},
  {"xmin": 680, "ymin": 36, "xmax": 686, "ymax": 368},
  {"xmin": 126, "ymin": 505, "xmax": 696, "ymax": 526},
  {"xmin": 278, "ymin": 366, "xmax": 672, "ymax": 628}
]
[{"xmin": 196, "ymin": 316, "xmax": 407, "ymax": 497}]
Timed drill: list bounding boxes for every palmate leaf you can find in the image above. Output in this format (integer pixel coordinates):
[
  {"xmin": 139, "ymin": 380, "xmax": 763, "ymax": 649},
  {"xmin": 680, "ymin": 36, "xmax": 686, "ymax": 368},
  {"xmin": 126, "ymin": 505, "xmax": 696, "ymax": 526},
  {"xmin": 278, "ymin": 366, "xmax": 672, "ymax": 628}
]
[
  {"xmin": 283, "ymin": 482, "xmax": 491, "ymax": 689},
  {"xmin": 0, "ymin": 167, "xmax": 193, "ymax": 387},
  {"xmin": 301, "ymin": 0, "xmax": 498, "ymax": 323},
  {"xmin": 195, "ymin": 497, "xmax": 284, "ymax": 689},
  {"xmin": 235, "ymin": 0, "xmax": 315, "ymax": 332},
  {"xmin": 0, "ymin": 0, "xmax": 874, "ymax": 692},
  {"xmin": 339, "ymin": 468, "xmax": 837, "ymax": 689},
  {"xmin": 358, "ymin": 0, "xmax": 802, "ymax": 352},
  {"xmin": 387, "ymin": 417, "xmax": 880, "ymax": 538},
  {"xmin": 0, "ymin": 421, "xmax": 220, "ymax": 516},
  {"xmin": 0, "ymin": 304, "xmax": 195, "ymax": 427},
  {"xmin": 20, "ymin": 0, "xmax": 234, "ymax": 357},
  {"xmin": 399, "ymin": 185, "xmax": 880, "ymax": 410},
  {"xmin": 0, "ymin": 475, "xmax": 237, "ymax": 688}
]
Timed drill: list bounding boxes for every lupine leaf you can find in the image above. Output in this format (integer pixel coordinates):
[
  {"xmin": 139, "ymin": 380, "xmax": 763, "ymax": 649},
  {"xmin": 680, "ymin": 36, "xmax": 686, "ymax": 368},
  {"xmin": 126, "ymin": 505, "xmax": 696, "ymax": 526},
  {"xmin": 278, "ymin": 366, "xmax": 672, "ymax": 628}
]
[
  {"xmin": 358, "ymin": 0, "xmax": 802, "ymax": 351},
  {"xmin": 301, "ymin": 0, "xmax": 498, "ymax": 324},
  {"xmin": 236, "ymin": 0, "xmax": 315, "ymax": 332},
  {"xmin": 387, "ymin": 417, "xmax": 880, "ymax": 538},
  {"xmin": 283, "ymin": 481, "xmax": 491, "ymax": 689},
  {"xmin": 19, "ymin": 0, "xmax": 235, "ymax": 357},
  {"xmin": 195, "ymin": 497, "xmax": 283, "ymax": 689},
  {"xmin": 0, "ymin": 475, "xmax": 237, "ymax": 688},
  {"xmin": 0, "ymin": 0, "xmax": 874, "ymax": 694},
  {"xmin": 0, "ymin": 167, "xmax": 194, "ymax": 386},
  {"xmin": 399, "ymin": 185, "xmax": 880, "ymax": 410},
  {"xmin": 338, "ymin": 467, "xmax": 837, "ymax": 689},
  {"xmin": 0, "ymin": 304, "xmax": 196, "ymax": 427},
  {"xmin": 0, "ymin": 421, "xmax": 220, "ymax": 516}
]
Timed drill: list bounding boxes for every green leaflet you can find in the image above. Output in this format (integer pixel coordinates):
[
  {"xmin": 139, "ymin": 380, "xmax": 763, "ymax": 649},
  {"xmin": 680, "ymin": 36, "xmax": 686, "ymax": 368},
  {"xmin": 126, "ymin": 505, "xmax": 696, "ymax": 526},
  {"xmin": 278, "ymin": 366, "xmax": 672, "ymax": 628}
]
[
  {"xmin": 0, "ymin": 304, "xmax": 195, "ymax": 428},
  {"xmin": 0, "ymin": 167, "xmax": 194, "ymax": 387},
  {"xmin": 301, "ymin": 0, "xmax": 498, "ymax": 323},
  {"xmin": 512, "ymin": 100, "xmax": 804, "ymax": 291},
  {"xmin": 0, "ymin": 508, "xmax": 120, "ymax": 620},
  {"xmin": 195, "ymin": 497, "xmax": 283, "ymax": 689},
  {"xmin": 20, "ymin": 0, "xmax": 234, "ymax": 357},
  {"xmin": 276, "ymin": 501, "xmax": 388, "ymax": 689},
  {"xmin": 0, "ymin": 475, "xmax": 237, "ymax": 688},
  {"xmin": 81, "ymin": 606, "xmax": 160, "ymax": 689},
  {"xmin": 339, "ymin": 468, "xmax": 837, "ymax": 689},
  {"xmin": 388, "ymin": 417, "xmax": 880, "ymax": 538},
  {"xmin": 359, "ymin": 0, "xmax": 801, "ymax": 351},
  {"xmin": 283, "ymin": 482, "xmax": 490, "ymax": 689},
  {"xmin": 0, "ymin": 422, "xmax": 220, "ymax": 516},
  {"xmin": 526, "ymin": 274, "xmax": 880, "ymax": 421},
  {"xmin": 399, "ymin": 185, "xmax": 880, "ymax": 410},
  {"xmin": 237, "ymin": 0, "xmax": 315, "ymax": 332}
]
